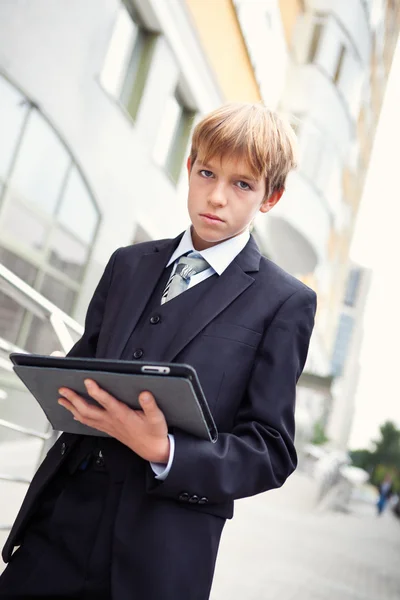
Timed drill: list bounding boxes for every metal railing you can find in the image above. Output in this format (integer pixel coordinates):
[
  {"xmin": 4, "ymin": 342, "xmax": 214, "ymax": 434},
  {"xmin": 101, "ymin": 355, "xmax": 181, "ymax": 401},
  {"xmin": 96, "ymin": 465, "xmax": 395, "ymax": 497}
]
[{"xmin": 0, "ymin": 263, "xmax": 83, "ymax": 531}]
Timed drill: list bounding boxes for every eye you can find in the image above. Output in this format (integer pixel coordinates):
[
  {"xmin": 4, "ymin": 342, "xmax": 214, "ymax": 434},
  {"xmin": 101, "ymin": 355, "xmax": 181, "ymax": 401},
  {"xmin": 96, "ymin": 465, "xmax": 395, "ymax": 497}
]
[
  {"xmin": 236, "ymin": 181, "xmax": 251, "ymax": 191},
  {"xmin": 199, "ymin": 169, "xmax": 214, "ymax": 178}
]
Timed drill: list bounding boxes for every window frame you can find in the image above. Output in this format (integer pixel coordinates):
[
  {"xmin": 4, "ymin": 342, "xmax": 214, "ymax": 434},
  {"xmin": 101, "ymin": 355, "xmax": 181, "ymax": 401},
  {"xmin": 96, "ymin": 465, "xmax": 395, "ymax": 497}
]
[
  {"xmin": 99, "ymin": 0, "xmax": 159, "ymax": 123},
  {"xmin": 0, "ymin": 71, "xmax": 101, "ymax": 342}
]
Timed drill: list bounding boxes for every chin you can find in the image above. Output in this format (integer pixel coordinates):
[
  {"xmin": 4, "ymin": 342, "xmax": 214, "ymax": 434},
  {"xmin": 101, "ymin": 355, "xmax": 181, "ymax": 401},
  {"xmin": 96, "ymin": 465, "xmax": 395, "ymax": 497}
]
[{"xmin": 192, "ymin": 226, "xmax": 227, "ymax": 249}]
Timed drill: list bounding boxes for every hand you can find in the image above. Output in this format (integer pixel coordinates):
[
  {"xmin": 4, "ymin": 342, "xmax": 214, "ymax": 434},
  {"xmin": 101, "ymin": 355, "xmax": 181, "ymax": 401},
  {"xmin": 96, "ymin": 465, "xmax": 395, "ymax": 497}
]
[{"xmin": 58, "ymin": 380, "xmax": 170, "ymax": 463}]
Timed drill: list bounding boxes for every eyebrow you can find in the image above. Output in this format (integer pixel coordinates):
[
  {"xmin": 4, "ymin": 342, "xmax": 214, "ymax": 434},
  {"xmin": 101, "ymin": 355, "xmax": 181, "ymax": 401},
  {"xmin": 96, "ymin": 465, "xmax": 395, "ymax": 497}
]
[{"xmin": 198, "ymin": 162, "xmax": 258, "ymax": 184}]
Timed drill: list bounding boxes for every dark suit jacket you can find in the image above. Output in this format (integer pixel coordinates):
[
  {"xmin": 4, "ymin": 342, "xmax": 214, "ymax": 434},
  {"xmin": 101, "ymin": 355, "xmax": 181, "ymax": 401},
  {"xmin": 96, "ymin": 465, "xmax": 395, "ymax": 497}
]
[{"xmin": 3, "ymin": 234, "xmax": 317, "ymax": 599}]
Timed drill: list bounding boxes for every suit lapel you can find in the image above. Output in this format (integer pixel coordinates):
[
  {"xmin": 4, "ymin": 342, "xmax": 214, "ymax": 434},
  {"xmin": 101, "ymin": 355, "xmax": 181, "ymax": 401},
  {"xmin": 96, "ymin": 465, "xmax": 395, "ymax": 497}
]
[
  {"xmin": 107, "ymin": 236, "xmax": 182, "ymax": 358},
  {"xmin": 164, "ymin": 235, "xmax": 261, "ymax": 361}
]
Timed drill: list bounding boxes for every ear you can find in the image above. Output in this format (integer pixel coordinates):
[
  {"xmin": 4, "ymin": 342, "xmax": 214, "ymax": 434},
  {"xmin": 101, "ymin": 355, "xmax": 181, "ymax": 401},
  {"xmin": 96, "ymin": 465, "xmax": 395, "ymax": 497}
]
[
  {"xmin": 186, "ymin": 156, "xmax": 191, "ymax": 175},
  {"xmin": 260, "ymin": 188, "xmax": 284, "ymax": 214}
]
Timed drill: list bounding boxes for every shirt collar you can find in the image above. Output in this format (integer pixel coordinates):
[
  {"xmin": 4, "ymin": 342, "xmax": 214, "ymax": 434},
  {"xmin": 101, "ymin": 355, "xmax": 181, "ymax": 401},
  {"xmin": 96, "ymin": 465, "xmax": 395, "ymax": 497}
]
[{"xmin": 166, "ymin": 227, "xmax": 250, "ymax": 276}]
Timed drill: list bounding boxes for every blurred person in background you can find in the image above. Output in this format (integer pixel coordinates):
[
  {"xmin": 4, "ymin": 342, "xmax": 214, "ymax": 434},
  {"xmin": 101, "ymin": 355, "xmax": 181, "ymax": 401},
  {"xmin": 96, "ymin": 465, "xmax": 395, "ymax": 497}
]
[{"xmin": 377, "ymin": 474, "xmax": 394, "ymax": 515}]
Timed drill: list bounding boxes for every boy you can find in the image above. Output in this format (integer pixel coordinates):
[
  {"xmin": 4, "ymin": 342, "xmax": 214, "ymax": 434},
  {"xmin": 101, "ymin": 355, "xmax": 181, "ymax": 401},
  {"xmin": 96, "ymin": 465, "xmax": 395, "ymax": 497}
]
[{"xmin": 0, "ymin": 103, "xmax": 316, "ymax": 599}]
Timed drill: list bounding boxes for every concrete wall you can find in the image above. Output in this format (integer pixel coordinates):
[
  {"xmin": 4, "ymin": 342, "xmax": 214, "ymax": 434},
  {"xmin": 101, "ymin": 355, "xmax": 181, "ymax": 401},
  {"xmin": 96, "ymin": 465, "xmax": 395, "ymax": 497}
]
[
  {"xmin": 185, "ymin": 0, "xmax": 261, "ymax": 102},
  {"xmin": 0, "ymin": 0, "xmax": 222, "ymax": 324}
]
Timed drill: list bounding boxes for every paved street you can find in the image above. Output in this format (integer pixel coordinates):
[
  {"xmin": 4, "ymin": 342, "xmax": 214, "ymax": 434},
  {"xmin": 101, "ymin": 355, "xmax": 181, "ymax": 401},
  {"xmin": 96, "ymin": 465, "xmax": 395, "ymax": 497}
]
[
  {"xmin": 210, "ymin": 473, "xmax": 400, "ymax": 600},
  {"xmin": 1, "ymin": 462, "xmax": 400, "ymax": 599}
]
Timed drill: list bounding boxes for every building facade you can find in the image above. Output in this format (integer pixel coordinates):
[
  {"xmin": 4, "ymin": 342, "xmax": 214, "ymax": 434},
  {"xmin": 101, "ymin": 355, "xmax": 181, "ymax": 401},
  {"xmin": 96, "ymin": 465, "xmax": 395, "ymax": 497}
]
[
  {"xmin": 0, "ymin": 0, "xmax": 224, "ymax": 355},
  {"xmin": 326, "ymin": 265, "xmax": 372, "ymax": 449},
  {"xmin": 0, "ymin": 0, "xmax": 398, "ymax": 451},
  {"xmin": 0, "ymin": 0, "xmax": 267, "ymax": 453},
  {"xmin": 229, "ymin": 0, "xmax": 399, "ymax": 446}
]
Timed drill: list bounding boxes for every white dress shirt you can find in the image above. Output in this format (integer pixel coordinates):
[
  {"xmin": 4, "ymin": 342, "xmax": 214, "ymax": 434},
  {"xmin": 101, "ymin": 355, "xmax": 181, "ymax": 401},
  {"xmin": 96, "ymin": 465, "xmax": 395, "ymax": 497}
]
[{"xmin": 151, "ymin": 227, "xmax": 250, "ymax": 480}]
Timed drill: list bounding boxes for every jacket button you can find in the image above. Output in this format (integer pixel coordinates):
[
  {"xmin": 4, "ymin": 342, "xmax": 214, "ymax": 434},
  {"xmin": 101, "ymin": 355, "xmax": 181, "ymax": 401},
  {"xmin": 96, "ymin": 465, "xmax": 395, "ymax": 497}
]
[
  {"xmin": 189, "ymin": 495, "xmax": 199, "ymax": 504},
  {"xmin": 95, "ymin": 450, "xmax": 105, "ymax": 467},
  {"xmin": 198, "ymin": 497, "xmax": 209, "ymax": 505},
  {"xmin": 178, "ymin": 492, "xmax": 190, "ymax": 502},
  {"xmin": 133, "ymin": 349, "xmax": 144, "ymax": 359},
  {"xmin": 60, "ymin": 442, "xmax": 67, "ymax": 456},
  {"xmin": 150, "ymin": 315, "xmax": 161, "ymax": 324}
]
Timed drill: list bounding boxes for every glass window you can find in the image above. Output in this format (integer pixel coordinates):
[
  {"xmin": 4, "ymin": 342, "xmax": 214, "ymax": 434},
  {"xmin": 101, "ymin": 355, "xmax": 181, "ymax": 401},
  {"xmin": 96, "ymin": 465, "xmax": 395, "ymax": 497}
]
[
  {"xmin": 48, "ymin": 227, "xmax": 89, "ymax": 282},
  {"xmin": 10, "ymin": 111, "xmax": 70, "ymax": 215},
  {"xmin": 334, "ymin": 46, "xmax": 346, "ymax": 84},
  {"xmin": 2, "ymin": 197, "xmax": 48, "ymax": 252},
  {"xmin": 100, "ymin": 5, "xmax": 139, "ymax": 98},
  {"xmin": 153, "ymin": 95, "xmax": 181, "ymax": 168},
  {"xmin": 57, "ymin": 168, "xmax": 99, "ymax": 245},
  {"xmin": 0, "ymin": 247, "xmax": 38, "ymax": 344},
  {"xmin": 166, "ymin": 105, "xmax": 194, "ymax": 183},
  {"xmin": 331, "ymin": 313, "xmax": 354, "ymax": 376},
  {"xmin": 308, "ymin": 22, "xmax": 323, "ymax": 63},
  {"xmin": 120, "ymin": 29, "xmax": 157, "ymax": 121},
  {"xmin": 0, "ymin": 292, "xmax": 26, "ymax": 345},
  {"xmin": 154, "ymin": 89, "xmax": 195, "ymax": 184},
  {"xmin": 0, "ymin": 76, "xmax": 27, "ymax": 181},
  {"xmin": 0, "ymin": 246, "xmax": 38, "ymax": 286},
  {"xmin": 100, "ymin": 3, "xmax": 157, "ymax": 122},
  {"xmin": 25, "ymin": 315, "xmax": 64, "ymax": 355},
  {"xmin": 344, "ymin": 268, "xmax": 361, "ymax": 307},
  {"xmin": 39, "ymin": 273, "xmax": 76, "ymax": 314}
]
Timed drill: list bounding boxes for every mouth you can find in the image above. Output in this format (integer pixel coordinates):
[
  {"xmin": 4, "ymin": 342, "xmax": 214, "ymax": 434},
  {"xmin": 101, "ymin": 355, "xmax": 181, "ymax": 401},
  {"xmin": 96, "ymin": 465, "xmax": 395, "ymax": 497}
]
[{"xmin": 200, "ymin": 213, "xmax": 224, "ymax": 223}]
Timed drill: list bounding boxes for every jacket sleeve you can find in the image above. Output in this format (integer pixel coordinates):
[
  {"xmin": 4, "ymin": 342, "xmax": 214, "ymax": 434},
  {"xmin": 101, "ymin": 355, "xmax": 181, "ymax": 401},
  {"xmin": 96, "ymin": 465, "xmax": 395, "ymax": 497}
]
[
  {"xmin": 146, "ymin": 287, "xmax": 317, "ymax": 504},
  {"xmin": 67, "ymin": 249, "xmax": 119, "ymax": 358}
]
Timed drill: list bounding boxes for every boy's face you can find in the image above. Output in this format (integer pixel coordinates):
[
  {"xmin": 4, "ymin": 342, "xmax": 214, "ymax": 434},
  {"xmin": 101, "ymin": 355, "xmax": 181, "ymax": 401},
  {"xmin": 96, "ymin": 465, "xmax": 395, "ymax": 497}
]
[{"xmin": 187, "ymin": 155, "xmax": 283, "ymax": 250}]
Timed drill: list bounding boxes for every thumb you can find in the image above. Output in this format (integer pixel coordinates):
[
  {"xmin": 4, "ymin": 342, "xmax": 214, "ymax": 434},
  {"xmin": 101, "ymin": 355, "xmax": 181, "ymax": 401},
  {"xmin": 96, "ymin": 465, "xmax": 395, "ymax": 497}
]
[
  {"xmin": 138, "ymin": 392, "xmax": 160, "ymax": 418},
  {"xmin": 138, "ymin": 392, "xmax": 167, "ymax": 432}
]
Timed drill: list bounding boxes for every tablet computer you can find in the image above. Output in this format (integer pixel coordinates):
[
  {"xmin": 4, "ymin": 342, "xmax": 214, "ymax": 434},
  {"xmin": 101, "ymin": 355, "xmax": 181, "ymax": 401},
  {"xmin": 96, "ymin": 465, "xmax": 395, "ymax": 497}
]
[{"xmin": 9, "ymin": 353, "xmax": 217, "ymax": 442}]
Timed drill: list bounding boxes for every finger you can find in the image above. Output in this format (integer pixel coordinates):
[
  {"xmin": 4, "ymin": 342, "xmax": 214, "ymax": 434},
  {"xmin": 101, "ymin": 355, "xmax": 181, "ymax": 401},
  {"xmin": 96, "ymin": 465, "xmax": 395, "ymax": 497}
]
[
  {"xmin": 58, "ymin": 397, "xmax": 109, "ymax": 432},
  {"xmin": 58, "ymin": 398, "xmax": 81, "ymax": 421},
  {"xmin": 84, "ymin": 379, "xmax": 120, "ymax": 411},
  {"xmin": 59, "ymin": 387, "xmax": 104, "ymax": 421},
  {"xmin": 138, "ymin": 392, "xmax": 164, "ymax": 423}
]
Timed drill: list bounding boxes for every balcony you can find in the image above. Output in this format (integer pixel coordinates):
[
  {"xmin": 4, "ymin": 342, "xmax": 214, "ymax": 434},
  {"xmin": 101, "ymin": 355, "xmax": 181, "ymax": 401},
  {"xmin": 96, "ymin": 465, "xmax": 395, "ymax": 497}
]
[
  {"xmin": 281, "ymin": 64, "xmax": 355, "ymax": 153},
  {"xmin": 257, "ymin": 170, "xmax": 331, "ymax": 275},
  {"xmin": 306, "ymin": 0, "xmax": 370, "ymax": 65}
]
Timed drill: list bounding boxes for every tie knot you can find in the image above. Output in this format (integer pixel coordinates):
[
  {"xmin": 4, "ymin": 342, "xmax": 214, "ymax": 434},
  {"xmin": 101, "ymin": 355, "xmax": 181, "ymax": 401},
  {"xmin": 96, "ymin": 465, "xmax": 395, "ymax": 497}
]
[{"xmin": 176, "ymin": 252, "xmax": 209, "ymax": 280}]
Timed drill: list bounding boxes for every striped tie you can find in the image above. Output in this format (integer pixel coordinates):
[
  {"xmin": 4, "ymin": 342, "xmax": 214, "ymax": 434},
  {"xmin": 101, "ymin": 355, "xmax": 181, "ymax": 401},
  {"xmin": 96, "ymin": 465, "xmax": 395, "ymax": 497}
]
[{"xmin": 161, "ymin": 252, "xmax": 210, "ymax": 304}]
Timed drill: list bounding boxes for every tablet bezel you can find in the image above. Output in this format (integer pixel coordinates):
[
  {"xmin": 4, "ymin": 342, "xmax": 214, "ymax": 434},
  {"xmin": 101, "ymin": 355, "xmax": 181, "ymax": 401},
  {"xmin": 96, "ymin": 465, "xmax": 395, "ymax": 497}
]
[{"xmin": 9, "ymin": 353, "xmax": 217, "ymax": 442}]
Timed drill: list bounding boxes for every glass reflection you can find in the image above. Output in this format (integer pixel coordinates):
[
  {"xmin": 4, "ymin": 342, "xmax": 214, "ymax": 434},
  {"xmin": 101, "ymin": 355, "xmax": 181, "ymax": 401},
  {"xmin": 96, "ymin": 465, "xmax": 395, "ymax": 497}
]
[
  {"xmin": 25, "ymin": 315, "xmax": 64, "ymax": 355},
  {"xmin": 40, "ymin": 273, "xmax": 76, "ymax": 314},
  {"xmin": 58, "ymin": 167, "xmax": 99, "ymax": 244},
  {"xmin": 10, "ymin": 111, "xmax": 70, "ymax": 215},
  {"xmin": 2, "ymin": 197, "xmax": 48, "ymax": 252},
  {"xmin": 0, "ymin": 291, "xmax": 26, "ymax": 345},
  {"xmin": 48, "ymin": 227, "xmax": 88, "ymax": 282},
  {"xmin": 0, "ymin": 246, "xmax": 38, "ymax": 286},
  {"xmin": 0, "ymin": 76, "xmax": 27, "ymax": 180}
]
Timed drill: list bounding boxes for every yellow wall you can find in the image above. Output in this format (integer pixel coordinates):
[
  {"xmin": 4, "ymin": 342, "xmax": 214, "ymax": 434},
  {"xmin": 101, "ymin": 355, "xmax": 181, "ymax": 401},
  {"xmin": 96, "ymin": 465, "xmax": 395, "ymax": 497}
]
[
  {"xmin": 278, "ymin": 0, "xmax": 304, "ymax": 47},
  {"xmin": 185, "ymin": 0, "xmax": 261, "ymax": 102}
]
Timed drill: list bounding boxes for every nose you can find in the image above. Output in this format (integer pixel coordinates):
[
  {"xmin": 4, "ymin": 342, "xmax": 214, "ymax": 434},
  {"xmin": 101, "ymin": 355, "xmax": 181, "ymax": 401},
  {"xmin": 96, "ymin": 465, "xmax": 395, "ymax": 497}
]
[{"xmin": 208, "ymin": 182, "xmax": 227, "ymax": 208}]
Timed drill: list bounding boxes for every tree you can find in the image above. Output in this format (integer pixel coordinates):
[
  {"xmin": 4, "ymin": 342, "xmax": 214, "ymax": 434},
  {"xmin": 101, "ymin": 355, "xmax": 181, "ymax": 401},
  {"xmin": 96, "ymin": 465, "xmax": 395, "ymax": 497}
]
[
  {"xmin": 350, "ymin": 420, "xmax": 400, "ymax": 491},
  {"xmin": 349, "ymin": 448, "xmax": 374, "ymax": 473},
  {"xmin": 373, "ymin": 421, "xmax": 400, "ymax": 466},
  {"xmin": 311, "ymin": 420, "xmax": 329, "ymax": 445}
]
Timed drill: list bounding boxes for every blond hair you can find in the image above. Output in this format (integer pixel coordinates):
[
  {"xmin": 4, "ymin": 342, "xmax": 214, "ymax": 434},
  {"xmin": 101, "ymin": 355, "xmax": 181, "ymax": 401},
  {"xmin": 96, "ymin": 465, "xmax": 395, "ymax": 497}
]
[{"xmin": 190, "ymin": 103, "xmax": 298, "ymax": 199}]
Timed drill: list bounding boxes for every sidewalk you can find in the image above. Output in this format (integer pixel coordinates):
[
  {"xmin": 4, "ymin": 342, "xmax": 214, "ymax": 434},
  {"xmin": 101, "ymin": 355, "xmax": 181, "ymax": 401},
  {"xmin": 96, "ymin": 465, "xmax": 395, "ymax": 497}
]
[
  {"xmin": 210, "ymin": 472, "xmax": 400, "ymax": 600},
  {"xmin": 1, "ymin": 457, "xmax": 399, "ymax": 599}
]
